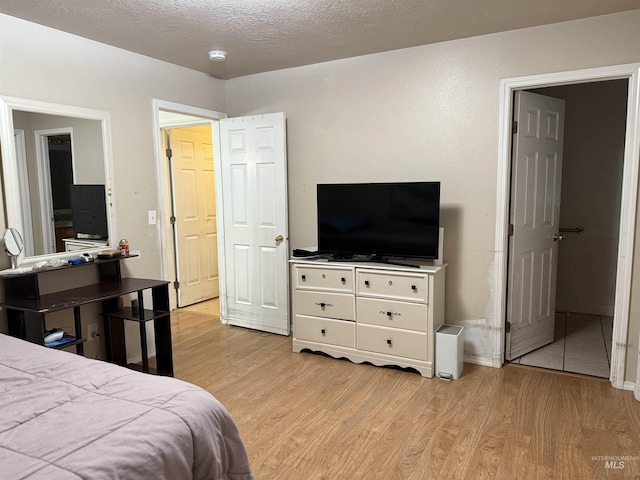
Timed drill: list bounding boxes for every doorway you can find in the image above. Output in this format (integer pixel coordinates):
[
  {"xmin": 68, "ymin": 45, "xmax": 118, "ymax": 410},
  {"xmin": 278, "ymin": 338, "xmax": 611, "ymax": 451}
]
[
  {"xmin": 508, "ymin": 80, "xmax": 628, "ymax": 378},
  {"xmin": 153, "ymin": 103, "xmax": 291, "ymax": 335},
  {"xmin": 162, "ymin": 123, "xmax": 219, "ymax": 307},
  {"xmin": 35, "ymin": 128, "xmax": 75, "ymax": 254},
  {"xmin": 493, "ymin": 63, "xmax": 640, "ymax": 391},
  {"xmin": 157, "ymin": 109, "xmax": 223, "ymax": 310}
]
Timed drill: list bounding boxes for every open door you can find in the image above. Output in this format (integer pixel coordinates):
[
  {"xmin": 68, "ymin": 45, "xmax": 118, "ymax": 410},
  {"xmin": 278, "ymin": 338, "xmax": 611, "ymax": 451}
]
[
  {"xmin": 218, "ymin": 113, "xmax": 290, "ymax": 335},
  {"xmin": 169, "ymin": 125, "xmax": 219, "ymax": 307},
  {"xmin": 506, "ymin": 91, "xmax": 566, "ymax": 360}
]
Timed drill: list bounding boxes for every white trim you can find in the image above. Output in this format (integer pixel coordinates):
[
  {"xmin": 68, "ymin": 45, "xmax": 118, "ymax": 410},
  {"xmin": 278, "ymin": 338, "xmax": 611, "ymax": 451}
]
[
  {"xmin": 464, "ymin": 354, "xmax": 495, "ymax": 368},
  {"xmin": 494, "ymin": 63, "xmax": 640, "ymax": 391},
  {"xmin": 0, "ymin": 96, "xmax": 116, "ymax": 266},
  {"xmin": 13, "ymin": 129, "xmax": 35, "ymax": 257},
  {"xmin": 151, "ymin": 99, "xmax": 227, "ymax": 312}
]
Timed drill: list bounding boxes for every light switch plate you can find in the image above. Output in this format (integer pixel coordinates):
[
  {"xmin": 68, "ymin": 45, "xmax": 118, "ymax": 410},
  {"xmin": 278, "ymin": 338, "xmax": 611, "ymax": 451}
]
[{"xmin": 148, "ymin": 210, "xmax": 157, "ymax": 225}]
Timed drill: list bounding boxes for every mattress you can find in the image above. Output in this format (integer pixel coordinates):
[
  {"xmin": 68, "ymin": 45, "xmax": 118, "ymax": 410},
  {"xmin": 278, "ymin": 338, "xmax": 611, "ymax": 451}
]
[{"xmin": 0, "ymin": 333, "xmax": 253, "ymax": 479}]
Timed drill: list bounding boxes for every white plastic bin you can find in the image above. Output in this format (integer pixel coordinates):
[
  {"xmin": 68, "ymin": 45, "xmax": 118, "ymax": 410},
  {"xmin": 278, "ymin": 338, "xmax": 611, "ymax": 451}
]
[{"xmin": 435, "ymin": 324, "xmax": 464, "ymax": 380}]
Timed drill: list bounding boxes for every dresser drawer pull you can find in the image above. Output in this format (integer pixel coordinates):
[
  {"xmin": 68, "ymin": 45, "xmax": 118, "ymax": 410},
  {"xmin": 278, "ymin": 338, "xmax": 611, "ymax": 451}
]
[
  {"xmin": 341, "ymin": 277, "xmax": 346, "ymax": 283},
  {"xmin": 386, "ymin": 311, "xmax": 393, "ymax": 318},
  {"xmin": 321, "ymin": 328, "xmax": 326, "ymax": 336},
  {"xmin": 386, "ymin": 339, "xmax": 393, "ymax": 346},
  {"xmin": 388, "ymin": 280, "xmax": 393, "ymax": 286},
  {"xmin": 301, "ymin": 275, "xmax": 306, "ymax": 281},
  {"xmin": 315, "ymin": 302, "xmax": 333, "ymax": 310},
  {"xmin": 411, "ymin": 285, "xmax": 417, "ymax": 291},
  {"xmin": 364, "ymin": 280, "xmax": 370, "ymax": 287}
]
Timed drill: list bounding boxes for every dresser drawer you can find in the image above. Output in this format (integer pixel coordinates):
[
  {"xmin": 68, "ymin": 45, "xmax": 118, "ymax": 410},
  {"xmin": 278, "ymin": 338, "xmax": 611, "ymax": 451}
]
[
  {"xmin": 357, "ymin": 297, "xmax": 427, "ymax": 332},
  {"xmin": 295, "ymin": 314, "xmax": 356, "ymax": 348},
  {"xmin": 294, "ymin": 265, "xmax": 354, "ymax": 293},
  {"xmin": 357, "ymin": 324, "xmax": 427, "ymax": 360},
  {"xmin": 357, "ymin": 269, "xmax": 428, "ymax": 302},
  {"xmin": 295, "ymin": 290, "xmax": 356, "ymax": 321}
]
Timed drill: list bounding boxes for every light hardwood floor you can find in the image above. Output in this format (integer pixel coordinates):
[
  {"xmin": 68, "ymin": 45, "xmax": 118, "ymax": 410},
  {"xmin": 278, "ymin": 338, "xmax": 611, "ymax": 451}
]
[{"xmin": 171, "ymin": 300, "xmax": 640, "ymax": 479}]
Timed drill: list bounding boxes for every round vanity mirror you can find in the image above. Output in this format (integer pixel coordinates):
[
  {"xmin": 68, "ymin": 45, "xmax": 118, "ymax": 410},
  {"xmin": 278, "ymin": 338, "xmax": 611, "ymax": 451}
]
[{"xmin": 3, "ymin": 228, "xmax": 24, "ymax": 268}]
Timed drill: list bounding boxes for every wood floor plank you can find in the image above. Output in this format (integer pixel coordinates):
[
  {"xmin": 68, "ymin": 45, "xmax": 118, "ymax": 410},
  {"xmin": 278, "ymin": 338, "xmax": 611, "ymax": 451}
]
[{"xmin": 170, "ymin": 300, "xmax": 640, "ymax": 479}]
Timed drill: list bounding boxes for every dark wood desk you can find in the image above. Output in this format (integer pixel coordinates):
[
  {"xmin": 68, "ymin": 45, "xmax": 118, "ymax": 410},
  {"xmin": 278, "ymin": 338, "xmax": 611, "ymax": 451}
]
[{"xmin": 1, "ymin": 257, "xmax": 173, "ymax": 376}]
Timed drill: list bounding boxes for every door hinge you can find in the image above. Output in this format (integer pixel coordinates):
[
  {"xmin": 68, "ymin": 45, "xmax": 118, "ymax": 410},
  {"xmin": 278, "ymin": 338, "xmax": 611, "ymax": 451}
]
[
  {"xmin": 512, "ymin": 121, "xmax": 518, "ymax": 134},
  {"xmin": 508, "ymin": 224, "xmax": 514, "ymax": 236},
  {"xmin": 170, "ymin": 216, "xmax": 176, "ymax": 225},
  {"xmin": 173, "ymin": 281, "xmax": 180, "ymax": 290},
  {"xmin": 505, "ymin": 321, "xmax": 511, "ymax": 333},
  {"xmin": 166, "ymin": 148, "xmax": 172, "ymax": 159}
]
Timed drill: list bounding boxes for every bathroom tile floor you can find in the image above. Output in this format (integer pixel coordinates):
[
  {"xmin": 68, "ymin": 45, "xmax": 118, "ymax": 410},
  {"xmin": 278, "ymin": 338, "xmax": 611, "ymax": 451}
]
[{"xmin": 510, "ymin": 312, "xmax": 612, "ymax": 378}]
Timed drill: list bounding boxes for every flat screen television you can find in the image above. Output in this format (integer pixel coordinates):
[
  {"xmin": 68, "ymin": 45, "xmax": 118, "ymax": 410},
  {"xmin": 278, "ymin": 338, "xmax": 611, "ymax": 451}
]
[
  {"xmin": 317, "ymin": 181, "xmax": 440, "ymax": 261},
  {"xmin": 70, "ymin": 184, "xmax": 108, "ymax": 240}
]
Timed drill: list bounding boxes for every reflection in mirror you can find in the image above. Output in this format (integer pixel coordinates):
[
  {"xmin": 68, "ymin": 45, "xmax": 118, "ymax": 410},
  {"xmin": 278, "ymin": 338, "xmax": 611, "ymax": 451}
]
[
  {"xmin": 12, "ymin": 111, "xmax": 105, "ymax": 256},
  {"xmin": 0, "ymin": 96, "xmax": 115, "ymax": 266},
  {"xmin": 3, "ymin": 228, "xmax": 24, "ymax": 268}
]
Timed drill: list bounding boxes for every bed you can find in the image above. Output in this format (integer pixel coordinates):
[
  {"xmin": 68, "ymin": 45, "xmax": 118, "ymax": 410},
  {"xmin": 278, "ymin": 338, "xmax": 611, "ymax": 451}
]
[{"xmin": 0, "ymin": 333, "xmax": 253, "ymax": 479}]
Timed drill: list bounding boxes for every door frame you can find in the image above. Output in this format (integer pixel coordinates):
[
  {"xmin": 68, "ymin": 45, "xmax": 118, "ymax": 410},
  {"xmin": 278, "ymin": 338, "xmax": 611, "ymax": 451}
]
[
  {"xmin": 151, "ymin": 100, "xmax": 227, "ymax": 312},
  {"xmin": 14, "ymin": 129, "xmax": 35, "ymax": 257},
  {"xmin": 493, "ymin": 63, "xmax": 640, "ymax": 392},
  {"xmin": 34, "ymin": 127, "xmax": 75, "ymax": 254}
]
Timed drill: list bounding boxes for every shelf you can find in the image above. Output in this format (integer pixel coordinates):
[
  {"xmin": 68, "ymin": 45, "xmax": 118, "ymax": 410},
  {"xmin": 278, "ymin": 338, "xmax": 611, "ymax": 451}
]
[
  {"xmin": 2, "ymin": 254, "xmax": 173, "ymax": 376},
  {"xmin": 103, "ymin": 306, "xmax": 170, "ymax": 323},
  {"xmin": 0, "ymin": 254, "xmax": 139, "ymax": 278},
  {"xmin": 46, "ymin": 335, "xmax": 86, "ymax": 350},
  {"xmin": 2, "ymin": 278, "xmax": 169, "ymax": 313}
]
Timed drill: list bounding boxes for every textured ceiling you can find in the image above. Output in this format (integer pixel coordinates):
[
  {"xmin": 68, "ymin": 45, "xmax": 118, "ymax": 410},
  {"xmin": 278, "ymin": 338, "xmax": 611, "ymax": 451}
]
[{"xmin": 1, "ymin": 0, "xmax": 640, "ymax": 79}]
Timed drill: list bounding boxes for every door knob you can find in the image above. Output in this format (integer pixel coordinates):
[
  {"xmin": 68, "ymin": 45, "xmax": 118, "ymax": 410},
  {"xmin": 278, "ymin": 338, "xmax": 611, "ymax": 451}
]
[
  {"xmin": 275, "ymin": 234, "xmax": 284, "ymax": 242},
  {"xmin": 553, "ymin": 233, "xmax": 565, "ymax": 241}
]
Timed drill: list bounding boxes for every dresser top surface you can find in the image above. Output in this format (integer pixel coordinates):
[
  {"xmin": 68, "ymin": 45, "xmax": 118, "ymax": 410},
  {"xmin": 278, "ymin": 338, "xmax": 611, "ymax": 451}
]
[{"xmin": 290, "ymin": 257, "xmax": 446, "ymax": 273}]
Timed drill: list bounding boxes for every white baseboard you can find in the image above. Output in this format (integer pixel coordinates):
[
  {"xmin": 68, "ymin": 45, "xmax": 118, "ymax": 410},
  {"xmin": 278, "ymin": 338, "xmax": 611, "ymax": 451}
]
[{"xmin": 464, "ymin": 354, "xmax": 496, "ymax": 368}]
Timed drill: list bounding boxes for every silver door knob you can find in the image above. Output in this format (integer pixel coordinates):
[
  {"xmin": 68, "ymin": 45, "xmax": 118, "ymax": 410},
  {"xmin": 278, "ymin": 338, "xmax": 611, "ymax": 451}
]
[
  {"xmin": 553, "ymin": 233, "xmax": 565, "ymax": 241},
  {"xmin": 275, "ymin": 234, "xmax": 284, "ymax": 242}
]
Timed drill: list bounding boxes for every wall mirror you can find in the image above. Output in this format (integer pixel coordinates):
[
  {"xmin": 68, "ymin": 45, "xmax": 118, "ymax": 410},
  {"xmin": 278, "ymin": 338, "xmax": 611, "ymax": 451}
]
[{"xmin": 0, "ymin": 96, "xmax": 116, "ymax": 266}]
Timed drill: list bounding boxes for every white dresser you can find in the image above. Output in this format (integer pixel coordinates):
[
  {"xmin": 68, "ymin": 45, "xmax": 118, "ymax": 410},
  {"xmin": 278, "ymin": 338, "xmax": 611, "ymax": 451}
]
[
  {"xmin": 290, "ymin": 258, "xmax": 446, "ymax": 377},
  {"xmin": 63, "ymin": 238, "xmax": 109, "ymax": 251}
]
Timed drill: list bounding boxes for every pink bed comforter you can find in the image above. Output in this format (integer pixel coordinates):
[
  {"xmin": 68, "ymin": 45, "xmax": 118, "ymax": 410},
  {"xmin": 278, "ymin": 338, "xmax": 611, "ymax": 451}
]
[{"xmin": 0, "ymin": 333, "xmax": 253, "ymax": 479}]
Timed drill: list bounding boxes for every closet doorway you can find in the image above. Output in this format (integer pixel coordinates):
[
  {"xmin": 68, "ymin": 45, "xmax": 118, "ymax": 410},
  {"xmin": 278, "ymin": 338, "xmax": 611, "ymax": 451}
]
[{"xmin": 158, "ymin": 110, "xmax": 223, "ymax": 309}]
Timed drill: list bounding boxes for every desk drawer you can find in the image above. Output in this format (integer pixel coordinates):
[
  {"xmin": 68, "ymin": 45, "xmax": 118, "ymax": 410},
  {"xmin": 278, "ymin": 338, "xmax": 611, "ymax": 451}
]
[
  {"xmin": 295, "ymin": 314, "xmax": 356, "ymax": 348},
  {"xmin": 357, "ymin": 269, "xmax": 428, "ymax": 302},
  {"xmin": 357, "ymin": 297, "xmax": 427, "ymax": 332},
  {"xmin": 294, "ymin": 265, "xmax": 354, "ymax": 293},
  {"xmin": 357, "ymin": 324, "xmax": 427, "ymax": 361},
  {"xmin": 295, "ymin": 290, "xmax": 355, "ymax": 320}
]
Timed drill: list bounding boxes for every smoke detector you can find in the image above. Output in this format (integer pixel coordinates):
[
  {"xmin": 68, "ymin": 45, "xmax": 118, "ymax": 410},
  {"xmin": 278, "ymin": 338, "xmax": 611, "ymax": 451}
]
[{"xmin": 208, "ymin": 50, "xmax": 227, "ymax": 62}]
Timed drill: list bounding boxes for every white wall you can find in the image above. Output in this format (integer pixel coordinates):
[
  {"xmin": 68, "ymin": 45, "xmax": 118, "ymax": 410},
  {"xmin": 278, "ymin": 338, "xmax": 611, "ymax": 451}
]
[
  {"xmin": 225, "ymin": 10, "xmax": 640, "ymax": 378},
  {"xmin": 0, "ymin": 13, "xmax": 227, "ymax": 282},
  {"xmin": 2, "ymin": 10, "xmax": 640, "ymax": 383}
]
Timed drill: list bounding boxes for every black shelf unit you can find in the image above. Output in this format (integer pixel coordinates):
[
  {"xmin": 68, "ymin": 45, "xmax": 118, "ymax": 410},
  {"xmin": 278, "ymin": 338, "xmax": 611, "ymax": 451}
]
[{"xmin": 1, "ymin": 256, "xmax": 173, "ymax": 376}]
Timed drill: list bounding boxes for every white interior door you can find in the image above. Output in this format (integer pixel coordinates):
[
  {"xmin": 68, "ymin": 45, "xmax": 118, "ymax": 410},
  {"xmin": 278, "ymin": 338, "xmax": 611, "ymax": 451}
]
[
  {"xmin": 219, "ymin": 113, "xmax": 289, "ymax": 335},
  {"xmin": 171, "ymin": 125, "xmax": 219, "ymax": 306},
  {"xmin": 506, "ymin": 91, "xmax": 566, "ymax": 360}
]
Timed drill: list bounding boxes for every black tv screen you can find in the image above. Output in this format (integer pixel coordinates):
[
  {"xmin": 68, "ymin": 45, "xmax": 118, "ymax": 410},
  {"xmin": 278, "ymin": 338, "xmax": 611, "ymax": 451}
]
[
  {"xmin": 70, "ymin": 184, "xmax": 108, "ymax": 239},
  {"xmin": 317, "ymin": 182, "xmax": 440, "ymax": 259}
]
